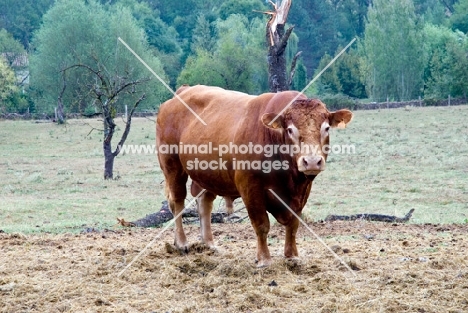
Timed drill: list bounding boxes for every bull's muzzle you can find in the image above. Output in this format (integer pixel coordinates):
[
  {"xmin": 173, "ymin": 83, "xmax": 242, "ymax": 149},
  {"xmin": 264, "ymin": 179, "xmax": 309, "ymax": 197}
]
[{"xmin": 297, "ymin": 155, "xmax": 326, "ymax": 175}]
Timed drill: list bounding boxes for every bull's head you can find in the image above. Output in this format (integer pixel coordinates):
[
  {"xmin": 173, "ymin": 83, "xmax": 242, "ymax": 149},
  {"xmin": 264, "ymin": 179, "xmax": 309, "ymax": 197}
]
[{"xmin": 261, "ymin": 99, "xmax": 353, "ymax": 176}]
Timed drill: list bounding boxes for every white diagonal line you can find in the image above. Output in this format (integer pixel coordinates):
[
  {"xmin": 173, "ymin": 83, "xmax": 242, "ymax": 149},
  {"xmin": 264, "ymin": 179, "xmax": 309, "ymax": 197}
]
[
  {"xmin": 268, "ymin": 189, "xmax": 357, "ymax": 277},
  {"xmin": 117, "ymin": 188, "xmax": 206, "ymax": 277},
  {"xmin": 117, "ymin": 37, "xmax": 207, "ymax": 126},
  {"xmin": 269, "ymin": 37, "xmax": 357, "ymax": 126}
]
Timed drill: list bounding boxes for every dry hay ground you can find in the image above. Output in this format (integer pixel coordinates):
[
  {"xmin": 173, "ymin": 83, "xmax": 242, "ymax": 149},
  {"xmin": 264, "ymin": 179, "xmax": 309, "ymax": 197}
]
[{"xmin": 1, "ymin": 221, "xmax": 468, "ymax": 313}]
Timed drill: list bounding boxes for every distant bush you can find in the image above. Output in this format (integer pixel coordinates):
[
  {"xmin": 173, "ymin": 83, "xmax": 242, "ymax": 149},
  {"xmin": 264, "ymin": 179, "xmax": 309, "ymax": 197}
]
[
  {"xmin": 423, "ymin": 97, "xmax": 443, "ymax": 106},
  {"xmin": 2, "ymin": 91, "xmax": 34, "ymax": 114},
  {"xmin": 319, "ymin": 94, "xmax": 357, "ymax": 111}
]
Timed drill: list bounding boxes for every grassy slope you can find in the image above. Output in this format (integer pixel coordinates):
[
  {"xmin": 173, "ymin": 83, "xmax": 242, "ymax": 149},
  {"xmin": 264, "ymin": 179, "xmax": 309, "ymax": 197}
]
[{"xmin": 0, "ymin": 105, "xmax": 467, "ymax": 233}]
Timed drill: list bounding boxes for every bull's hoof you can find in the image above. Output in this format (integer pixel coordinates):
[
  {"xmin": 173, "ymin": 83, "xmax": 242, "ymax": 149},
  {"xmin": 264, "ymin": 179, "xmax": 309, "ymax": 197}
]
[
  {"xmin": 255, "ymin": 258, "xmax": 272, "ymax": 268},
  {"xmin": 179, "ymin": 246, "xmax": 189, "ymax": 254},
  {"xmin": 174, "ymin": 241, "xmax": 189, "ymax": 254},
  {"xmin": 164, "ymin": 242, "xmax": 188, "ymax": 255},
  {"xmin": 205, "ymin": 242, "xmax": 218, "ymax": 252},
  {"xmin": 189, "ymin": 242, "xmax": 219, "ymax": 254},
  {"xmin": 208, "ymin": 245, "xmax": 223, "ymax": 255},
  {"xmin": 284, "ymin": 257, "xmax": 301, "ymax": 266}
]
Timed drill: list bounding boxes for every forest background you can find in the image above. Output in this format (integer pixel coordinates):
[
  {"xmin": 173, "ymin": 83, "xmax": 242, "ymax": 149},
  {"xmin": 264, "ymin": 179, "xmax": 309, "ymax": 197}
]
[{"xmin": 0, "ymin": 0, "xmax": 467, "ymax": 114}]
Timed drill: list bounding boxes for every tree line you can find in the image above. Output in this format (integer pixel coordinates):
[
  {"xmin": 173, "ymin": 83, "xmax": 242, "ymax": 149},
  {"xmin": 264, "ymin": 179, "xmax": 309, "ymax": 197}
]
[{"xmin": 0, "ymin": 0, "xmax": 467, "ymax": 115}]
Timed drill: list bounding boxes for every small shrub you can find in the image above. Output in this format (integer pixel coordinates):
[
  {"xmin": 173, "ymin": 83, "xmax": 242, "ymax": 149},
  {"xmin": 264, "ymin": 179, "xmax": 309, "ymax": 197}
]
[{"xmin": 320, "ymin": 93, "xmax": 356, "ymax": 111}]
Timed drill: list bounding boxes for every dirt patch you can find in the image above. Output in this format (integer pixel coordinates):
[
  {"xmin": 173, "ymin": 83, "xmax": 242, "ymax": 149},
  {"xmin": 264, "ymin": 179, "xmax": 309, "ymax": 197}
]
[{"xmin": 1, "ymin": 222, "xmax": 468, "ymax": 312}]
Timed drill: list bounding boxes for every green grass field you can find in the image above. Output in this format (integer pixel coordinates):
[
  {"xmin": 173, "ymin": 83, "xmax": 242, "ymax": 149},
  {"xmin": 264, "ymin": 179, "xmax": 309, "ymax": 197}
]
[{"xmin": 1, "ymin": 105, "xmax": 467, "ymax": 233}]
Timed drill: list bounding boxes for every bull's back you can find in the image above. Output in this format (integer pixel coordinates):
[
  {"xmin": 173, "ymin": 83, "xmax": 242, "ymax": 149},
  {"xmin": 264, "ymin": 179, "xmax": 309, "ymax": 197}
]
[{"xmin": 157, "ymin": 85, "xmax": 262, "ymax": 143}]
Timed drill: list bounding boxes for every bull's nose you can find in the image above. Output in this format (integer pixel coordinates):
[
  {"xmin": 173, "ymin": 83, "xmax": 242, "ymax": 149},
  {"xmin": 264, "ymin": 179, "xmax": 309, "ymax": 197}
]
[{"xmin": 298, "ymin": 155, "xmax": 326, "ymax": 173}]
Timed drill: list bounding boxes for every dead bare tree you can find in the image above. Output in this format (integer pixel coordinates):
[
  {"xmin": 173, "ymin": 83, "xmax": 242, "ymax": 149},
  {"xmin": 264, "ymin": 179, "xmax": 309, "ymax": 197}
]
[
  {"xmin": 263, "ymin": 0, "xmax": 301, "ymax": 92},
  {"xmin": 56, "ymin": 71, "xmax": 66, "ymax": 124},
  {"xmin": 63, "ymin": 63, "xmax": 148, "ymax": 179}
]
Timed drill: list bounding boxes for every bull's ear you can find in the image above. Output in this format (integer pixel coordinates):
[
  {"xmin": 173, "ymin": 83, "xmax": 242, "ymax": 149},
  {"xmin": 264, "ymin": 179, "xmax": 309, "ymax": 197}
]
[
  {"xmin": 329, "ymin": 109, "xmax": 353, "ymax": 129},
  {"xmin": 261, "ymin": 113, "xmax": 283, "ymax": 130}
]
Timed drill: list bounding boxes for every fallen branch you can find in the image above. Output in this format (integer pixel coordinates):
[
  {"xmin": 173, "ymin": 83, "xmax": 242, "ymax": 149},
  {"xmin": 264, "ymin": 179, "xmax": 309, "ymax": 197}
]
[
  {"xmin": 116, "ymin": 218, "xmax": 135, "ymax": 227},
  {"xmin": 325, "ymin": 209, "xmax": 415, "ymax": 223},
  {"xmin": 118, "ymin": 201, "xmax": 228, "ymax": 228}
]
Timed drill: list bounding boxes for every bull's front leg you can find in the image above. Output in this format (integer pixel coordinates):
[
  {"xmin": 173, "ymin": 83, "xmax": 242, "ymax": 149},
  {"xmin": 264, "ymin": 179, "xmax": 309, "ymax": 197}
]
[
  {"xmin": 284, "ymin": 216, "xmax": 299, "ymax": 259},
  {"xmin": 248, "ymin": 209, "xmax": 272, "ymax": 267}
]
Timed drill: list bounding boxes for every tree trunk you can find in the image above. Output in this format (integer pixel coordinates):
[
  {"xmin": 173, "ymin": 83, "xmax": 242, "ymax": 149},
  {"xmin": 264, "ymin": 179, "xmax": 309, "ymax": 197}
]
[
  {"xmin": 56, "ymin": 71, "xmax": 66, "ymax": 124},
  {"xmin": 102, "ymin": 95, "xmax": 145, "ymax": 180},
  {"xmin": 56, "ymin": 100, "xmax": 65, "ymax": 124},
  {"xmin": 268, "ymin": 25, "xmax": 288, "ymax": 92},
  {"xmin": 265, "ymin": 0, "xmax": 294, "ymax": 93},
  {"xmin": 103, "ymin": 107, "xmax": 115, "ymax": 180},
  {"xmin": 103, "ymin": 139, "xmax": 115, "ymax": 180}
]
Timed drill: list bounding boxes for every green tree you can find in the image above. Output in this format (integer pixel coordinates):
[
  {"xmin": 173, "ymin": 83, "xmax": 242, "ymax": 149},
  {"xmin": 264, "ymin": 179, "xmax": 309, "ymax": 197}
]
[
  {"xmin": 290, "ymin": 0, "xmax": 363, "ymax": 74},
  {"xmin": 315, "ymin": 53, "xmax": 341, "ymax": 95},
  {"xmin": 30, "ymin": 0, "xmax": 169, "ymax": 179},
  {"xmin": 289, "ymin": 0, "xmax": 339, "ymax": 73},
  {"xmin": 30, "ymin": 0, "xmax": 167, "ymax": 113},
  {"xmin": 0, "ymin": 29, "xmax": 29, "ymax": 114},
  {"xmin": 340, "ymin": 0, "xmax": 371, "ymax": 38},
  {"xmin": 149, "ymin": 0, "xmax": 199, "ymax": 44},
  {"xmin": 0, "ymin": 0, "xmax": 54, "ymax": 48},
  {"xmin": 0, "ymin": 57, "xmax": 17, "ymax": 105},
  {"xmin": 423, "ymin": 24, "xmax": 468, "ymax": 98},
  {"xmin": 190, "ymin": 14, "xmax": 217, "ymax": 53},
  {"xmin": 0, "ymin": 28, "xmax": 26, "ymax": 68},
  {"xmin": 110, "ymin": 0, "xmax": 182, "ymax": 87},
  {"xmin": 413, "ymin": 0, "xmax": 447, "ymax": 25},
  {"xmin": 315, "ymin": 48, "xmax": 366, "ymax": 99},
  {"xmin": 176, "ymin": 50, "xmax": 223, "ymax": 88},
  {"xmin": 336, "ymin": 49, "xmax": 366, "ymax": 98},
  {"xmin": 361, "ymin": 0, "xmax": 424, "ymax": 101},
  {"xmin": 219, "ymin": 0, "xmax": 266, "ymax": 21},
  {"xmin": 178, "ymin": 15, "xmax": 267, "ymax": 94},
  {"xmin": 451, "ymin": 0, "xmax": 468, "ymax": 34}
]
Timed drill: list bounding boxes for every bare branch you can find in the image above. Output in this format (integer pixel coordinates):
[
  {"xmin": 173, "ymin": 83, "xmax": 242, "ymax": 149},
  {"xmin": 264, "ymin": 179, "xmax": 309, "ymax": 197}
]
[
  {"xmin": 17, "ymin": 73, "xmax": 30, "ymax": 87},
  {"xmin": 113, "ymin": 93, "xmax": 146, "ymax": 157},
  {"xmin": 62, "ymin": 63, "xmax": 110, "ymax": 96},
  {"xmin": 144, "ymin": 116, "xmax": 156, "ymax": 124},
  {"xmin": 107, "ymin": 77, "xmax": 150, "ymax": 104},
  {"xmin": 288, "ymin": 51, "xmax": 303, "ymax": 87},
  {"xmin": 82, "ymin": 122, "xmax": 104, "ymax": 136},
  {"xmin": 275, "ymin": 25, "xmax": 294, "ymax": 55}
]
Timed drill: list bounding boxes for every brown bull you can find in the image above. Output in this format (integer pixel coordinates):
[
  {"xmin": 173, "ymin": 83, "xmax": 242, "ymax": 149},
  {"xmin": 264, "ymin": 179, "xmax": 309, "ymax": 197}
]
[{"xmin": 156, "ymin": 85, "xmax": 353, "ymax": 267}]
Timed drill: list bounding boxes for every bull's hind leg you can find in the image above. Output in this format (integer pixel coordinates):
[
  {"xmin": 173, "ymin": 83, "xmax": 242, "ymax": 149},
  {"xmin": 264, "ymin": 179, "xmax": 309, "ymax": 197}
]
[
  {"xmin": 191, "ymin": 182, "xmax": 217, "ymax": 249},
  {"xmin": 162, "ymin": 161, "xmax": 189, "ymax": 252},
  {"xmin": 224, "ymin": 197, "xmax": 234, "ymax": 215}
]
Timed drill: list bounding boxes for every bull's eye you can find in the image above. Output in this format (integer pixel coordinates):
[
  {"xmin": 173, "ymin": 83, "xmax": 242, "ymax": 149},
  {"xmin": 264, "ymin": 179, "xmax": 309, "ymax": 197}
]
[
  {"xmin": 287, "ymin": 127, "xmax": 293, "ymax": 136},
  {"xmin": 325, "ymin": 126, "xmax": 330, "ymax": 132}
]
